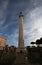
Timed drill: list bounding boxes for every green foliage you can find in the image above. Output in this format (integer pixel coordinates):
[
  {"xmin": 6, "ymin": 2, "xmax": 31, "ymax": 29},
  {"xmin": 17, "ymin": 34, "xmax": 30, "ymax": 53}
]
[
  {"xmin": 27, "ymin": 47, "xmax": 39, "ymax": 64},
  {"xmin": 0, "ymin": 52, "xmax": 16, "ymax": 65}
]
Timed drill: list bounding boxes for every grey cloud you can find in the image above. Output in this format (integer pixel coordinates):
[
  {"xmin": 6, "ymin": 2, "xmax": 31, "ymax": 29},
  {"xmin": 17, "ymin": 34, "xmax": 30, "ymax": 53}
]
[
  {"xmin": 0, "ymin": 0, "xmax": 9, "ymax": 19},
  {"xmin": 24, "ymin": 5, "xmax": 42, "ymax": 45}
]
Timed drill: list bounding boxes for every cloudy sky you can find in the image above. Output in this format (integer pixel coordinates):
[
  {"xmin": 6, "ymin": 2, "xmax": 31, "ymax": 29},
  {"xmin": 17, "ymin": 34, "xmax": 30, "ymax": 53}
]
[{"xmin": 0, "ymin": 0, "xmax": 42, "ymax": 47}]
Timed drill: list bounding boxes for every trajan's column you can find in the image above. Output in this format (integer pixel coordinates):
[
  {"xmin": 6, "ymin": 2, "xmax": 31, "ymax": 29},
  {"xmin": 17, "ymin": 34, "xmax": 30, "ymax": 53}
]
[
  {"xmin": 16, "ymin": 12, "xmax": 24, "ymax": 52},
  {"xmin": 16, "ymin": 12, "xmax": 26, "ymax": 64},
  {"xmin": 18, "ymin": 12, "xmax": 24, "ymax": 47}
]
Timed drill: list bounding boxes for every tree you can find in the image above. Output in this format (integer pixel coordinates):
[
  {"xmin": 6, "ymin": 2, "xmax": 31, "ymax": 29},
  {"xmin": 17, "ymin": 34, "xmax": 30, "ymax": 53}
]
[
  {"xmin": 31, "ymin": 42, "xmax": 35, "ymax": 46},
  {"xmin": 40, "ymin": 37, "xmax": 42, "ymax": 44},
  {"xmin": 36, "ymin": 39, "xmax": 40, "ymax": 47},
  {"xmin": 31, "ymin": 42, "xmax": 35, "ymax": 44}
]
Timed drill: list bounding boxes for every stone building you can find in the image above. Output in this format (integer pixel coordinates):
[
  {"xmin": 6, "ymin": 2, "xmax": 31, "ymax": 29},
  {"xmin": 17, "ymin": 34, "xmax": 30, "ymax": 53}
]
[{"xmin": 0, "ymin": 36, "xmax": 6, "ymax": 50}]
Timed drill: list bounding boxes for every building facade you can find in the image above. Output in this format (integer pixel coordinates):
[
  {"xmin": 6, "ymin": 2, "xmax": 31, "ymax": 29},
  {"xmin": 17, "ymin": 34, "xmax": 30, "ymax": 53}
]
[{"xmin": 0, "ymin": 36, "xmax": 6, "ymax": 50}]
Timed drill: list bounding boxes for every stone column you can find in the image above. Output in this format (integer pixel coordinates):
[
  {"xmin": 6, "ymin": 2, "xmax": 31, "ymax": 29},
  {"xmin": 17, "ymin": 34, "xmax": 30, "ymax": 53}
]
[{"xmin": 18, "ymin": 12, "xmax": 24, "ymax": 48}]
